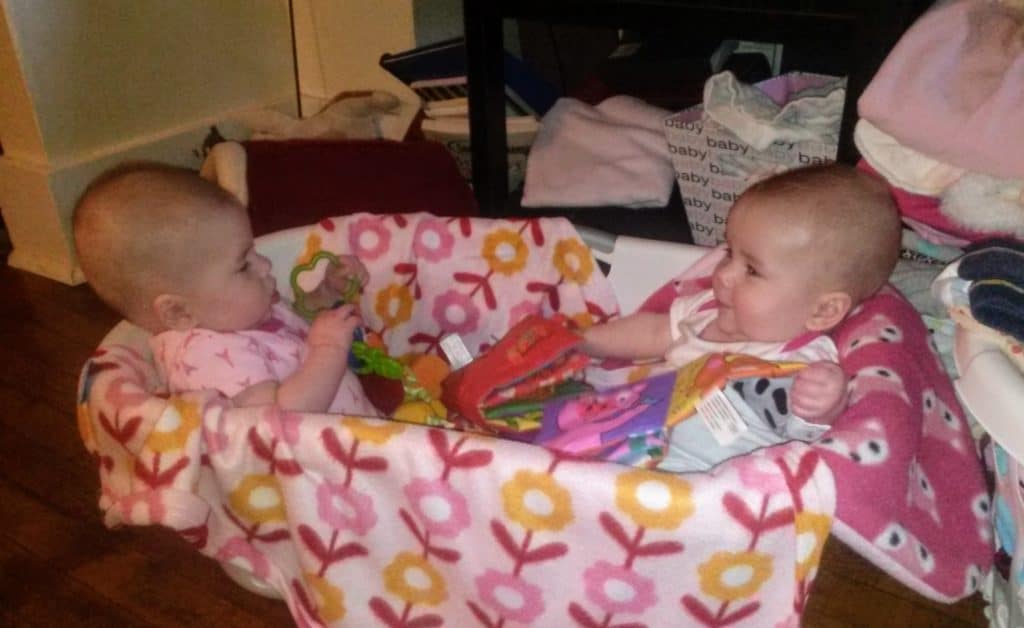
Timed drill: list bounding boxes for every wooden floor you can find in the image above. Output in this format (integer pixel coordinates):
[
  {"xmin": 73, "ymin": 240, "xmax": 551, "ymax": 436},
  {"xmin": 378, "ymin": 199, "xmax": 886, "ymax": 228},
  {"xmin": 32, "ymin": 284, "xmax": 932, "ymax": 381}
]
[{"xmin": 0, "ymin": 242, "xmax": 991, "ymax": 627}]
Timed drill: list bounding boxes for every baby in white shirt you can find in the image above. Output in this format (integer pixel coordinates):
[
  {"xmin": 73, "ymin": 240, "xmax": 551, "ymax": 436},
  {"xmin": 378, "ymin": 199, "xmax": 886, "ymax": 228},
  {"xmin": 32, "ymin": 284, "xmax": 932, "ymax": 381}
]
[{"xmin": 582, "ymin": 164, "xmax": 901, "ymax": 470}]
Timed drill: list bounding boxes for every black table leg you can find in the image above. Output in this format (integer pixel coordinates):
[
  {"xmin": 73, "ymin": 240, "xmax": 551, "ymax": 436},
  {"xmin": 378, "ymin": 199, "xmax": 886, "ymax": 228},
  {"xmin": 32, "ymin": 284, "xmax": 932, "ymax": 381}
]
[{"xmin": 463, "ymin": 0, "xmax": 508, "ymax": 214}]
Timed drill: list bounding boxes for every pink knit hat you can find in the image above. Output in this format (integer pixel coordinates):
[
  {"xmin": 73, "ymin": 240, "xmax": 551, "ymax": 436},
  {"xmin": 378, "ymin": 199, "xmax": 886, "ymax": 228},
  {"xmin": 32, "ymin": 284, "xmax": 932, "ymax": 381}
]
[{"xmin": 858, "ymin": 0, "xmax": 1024, "ymax": 179}]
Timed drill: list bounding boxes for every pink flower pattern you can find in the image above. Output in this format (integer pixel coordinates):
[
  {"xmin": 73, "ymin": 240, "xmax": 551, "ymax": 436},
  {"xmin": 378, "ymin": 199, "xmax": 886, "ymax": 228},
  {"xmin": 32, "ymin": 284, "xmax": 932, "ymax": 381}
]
[
  {"xmin": 216, "ymin": 536, "xmax": 271, "ymax": 580},
  {"xmin": 413, "ymin": 218, "xmax": 456, "ymax": 262},
  {"xmin": 508, "ymin": 299, "xmax": 542, "ymax": 327},
  {"xmin": 348, "ymin": 216, "xmax": 391, "ymax": 260},
  {"xmin": 474, "ymin": 569, "xmax": 545, "ymax": 623},
  {"xmin": 582, "ymin": 560, "xmax": 657, "ymax": 615},
  {"xmin": 431, "ymin": 290, "xmax": 481, "ymax": 335},
  {"xmin": 403, "ymin": 478, "xmax": 471, "ymax": 538},
  {"xmin": 735, "ymin": 450, "xmax": 790, "ymax": 496},
  {"xmin": 316, "ymin": 482, "xmax": 377, "ymax": 536}
]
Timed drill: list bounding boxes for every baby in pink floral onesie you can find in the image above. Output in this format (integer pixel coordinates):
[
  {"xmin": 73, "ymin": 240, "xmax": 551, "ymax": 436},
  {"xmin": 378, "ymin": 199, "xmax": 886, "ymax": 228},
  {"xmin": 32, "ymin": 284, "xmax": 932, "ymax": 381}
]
[{"xmin": 73, "ymin": 162, "xmax": 379, "ymax": 416}]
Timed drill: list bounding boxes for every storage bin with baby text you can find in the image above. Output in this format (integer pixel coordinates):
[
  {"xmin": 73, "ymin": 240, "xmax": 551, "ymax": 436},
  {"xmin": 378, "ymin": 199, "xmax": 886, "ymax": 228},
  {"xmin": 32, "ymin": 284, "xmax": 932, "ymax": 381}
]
[{"xmin": 663, "ymin": 72, "xmax": 843, "ymax": 245}]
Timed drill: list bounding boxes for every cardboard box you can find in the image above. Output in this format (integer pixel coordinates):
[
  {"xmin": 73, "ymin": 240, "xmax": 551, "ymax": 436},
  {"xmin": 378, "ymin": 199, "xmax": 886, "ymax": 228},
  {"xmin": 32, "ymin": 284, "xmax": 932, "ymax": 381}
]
[{"xmin": 663, "ymin": 73, "xmax": 843, "ymax": 245}]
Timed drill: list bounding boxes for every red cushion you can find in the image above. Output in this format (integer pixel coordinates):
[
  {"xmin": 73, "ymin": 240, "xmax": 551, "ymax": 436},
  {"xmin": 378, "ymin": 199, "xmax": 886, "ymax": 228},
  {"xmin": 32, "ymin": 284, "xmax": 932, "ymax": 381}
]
[{"xmin": 243, "ymin": 139, "xmax": 478, "ymax": 237}]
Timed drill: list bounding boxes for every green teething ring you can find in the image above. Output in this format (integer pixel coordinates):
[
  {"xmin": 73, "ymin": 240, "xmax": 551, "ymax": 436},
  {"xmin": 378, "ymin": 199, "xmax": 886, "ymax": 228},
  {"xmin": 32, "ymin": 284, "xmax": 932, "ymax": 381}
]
[
  {"xmin": 290, "ymin": 251, "xmax": 360, "ymax": 321},
  {"xmin": 289, "ymin": 251, "xmax": 404, "ymax": 380}
]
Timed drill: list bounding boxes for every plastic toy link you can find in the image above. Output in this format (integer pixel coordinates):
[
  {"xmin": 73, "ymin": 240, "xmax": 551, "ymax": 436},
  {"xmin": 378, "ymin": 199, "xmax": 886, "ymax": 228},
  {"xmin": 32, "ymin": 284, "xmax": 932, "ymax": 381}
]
[
  {"xmin": 290, "ymin": 251, "xmax": 362, "ymax": 321},
  {"xmin": 289, "ymin": 251, "xmax": 403, "ymax": 379},
  {"xmin": 350, "ymin": 341, "xmax": 405, "ymax": 379}
]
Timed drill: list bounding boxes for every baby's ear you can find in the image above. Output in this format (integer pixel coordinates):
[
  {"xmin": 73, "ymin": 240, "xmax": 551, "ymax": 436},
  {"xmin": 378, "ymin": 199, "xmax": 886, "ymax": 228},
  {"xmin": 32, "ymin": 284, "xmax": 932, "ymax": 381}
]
[
  {"xmin": 152, "ymin": 294, "xmax": 198, "ymax": 331},
  {"xmin": 806, "ymin": 291, "xmax": 853, "ymax": 332}
]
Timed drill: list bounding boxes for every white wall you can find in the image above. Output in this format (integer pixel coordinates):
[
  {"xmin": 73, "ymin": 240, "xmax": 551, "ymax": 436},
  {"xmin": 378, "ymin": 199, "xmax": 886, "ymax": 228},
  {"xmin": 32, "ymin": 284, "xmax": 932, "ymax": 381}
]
[
  {"xmin": 290, "ymin": 0, "xmax": 517, "ymax": 132},
  {"xmin": 0, "ymin": 0, "xmax": 296, "ymax": 284},
  {"xmin": 3, "ymin": 0, "xmax": 295, "ymax": 165},
  {"xmin": 292, "ymin": 0, "xmax": 416, "ymax": 114},
  {"xmin": 0, "ymin": 2, "xmax": 44, "ymax": 164}
]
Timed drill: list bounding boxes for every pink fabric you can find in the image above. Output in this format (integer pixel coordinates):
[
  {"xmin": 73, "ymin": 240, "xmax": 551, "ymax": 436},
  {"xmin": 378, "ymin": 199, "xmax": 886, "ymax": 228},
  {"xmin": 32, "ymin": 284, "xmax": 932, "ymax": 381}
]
[
  {"xmin": 638, "ymin": 248, "xmax": 993, "ymax": 601},
  {"xmin": 902, "ymin": 218, "xmax": 973, "ymax": 249},
  {"xmin": 80, "ymin": 354, "xmax": 833, "ymax": 626},
  {"xmin": 150, "ymin": 302, "xmax": 379, "ymax": 417},
  {"xmin": 823, "ymin": 287, "xmax": 991, "ymax": 600},
  {"xmin": 858, "ymin": 0, "xmax": 1024, "ymax": 179},
  {"xmin": 858, "ymin": 160, "xmax": 1006, "ymax": 244},
  {"xmin": 75, "ymin": 221, "xmax": 991, "ymax": 624},
  {"xmin": 79, "ymin": 215, "xmax": 836, "ymax": 626}
]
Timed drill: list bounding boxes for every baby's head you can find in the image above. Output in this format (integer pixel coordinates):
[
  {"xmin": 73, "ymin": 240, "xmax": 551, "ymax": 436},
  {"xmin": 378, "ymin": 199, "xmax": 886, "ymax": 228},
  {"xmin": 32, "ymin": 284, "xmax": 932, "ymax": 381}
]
[
  {"xmin": 73, "ymin": 162, "xmax": 277, "ymax": 333},
  {"xmin": 710, "ymin": 163, "xmax": 900, "ymax": 343}
]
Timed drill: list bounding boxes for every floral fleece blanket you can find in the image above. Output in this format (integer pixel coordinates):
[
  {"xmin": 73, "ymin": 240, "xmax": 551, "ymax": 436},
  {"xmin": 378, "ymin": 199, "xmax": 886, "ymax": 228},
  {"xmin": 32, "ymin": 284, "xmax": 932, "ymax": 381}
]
[{"xmin": 78, "ymin": 213, "xmax": 987, "ymax": 626}]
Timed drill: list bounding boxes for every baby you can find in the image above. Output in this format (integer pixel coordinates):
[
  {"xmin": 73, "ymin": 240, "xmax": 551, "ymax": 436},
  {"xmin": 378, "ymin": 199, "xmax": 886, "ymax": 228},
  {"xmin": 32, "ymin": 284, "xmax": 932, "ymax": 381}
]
[
  {"xmin": 582, "ymin": 163, "xmax": 901, "ymax": 471},
  {"xmin": 73, "ymin": 162, "xmax": 379, "ymax": 416}
]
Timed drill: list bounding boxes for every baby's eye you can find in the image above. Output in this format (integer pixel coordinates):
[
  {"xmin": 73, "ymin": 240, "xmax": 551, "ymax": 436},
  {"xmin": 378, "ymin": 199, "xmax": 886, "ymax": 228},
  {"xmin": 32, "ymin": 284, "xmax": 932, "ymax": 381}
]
[
  {"xmin": 239, "ymin": 261, "xmax": 250, "ymax": 273},
  {"xmin": 745, "ymin": 264, "xmax": 758, "ymax": 276}
]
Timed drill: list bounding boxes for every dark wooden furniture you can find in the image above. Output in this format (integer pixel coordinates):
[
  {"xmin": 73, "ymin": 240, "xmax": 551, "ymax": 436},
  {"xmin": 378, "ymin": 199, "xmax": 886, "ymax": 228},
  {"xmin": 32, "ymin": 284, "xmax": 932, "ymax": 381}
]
[{"xmin": 463, "ymin": 0, "xmax": 920, "ymax": 216}]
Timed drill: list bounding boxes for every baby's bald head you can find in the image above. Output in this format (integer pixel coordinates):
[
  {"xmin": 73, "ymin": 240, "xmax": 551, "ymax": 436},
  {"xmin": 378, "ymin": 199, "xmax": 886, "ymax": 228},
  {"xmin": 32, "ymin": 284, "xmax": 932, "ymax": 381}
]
[
  {"xmin": 73, "ymin": 162, "xmax": 243, "ymax": 330},
  {"xmin": 739, "ymin": 163, "xmax": 901, "ymax": 304}
]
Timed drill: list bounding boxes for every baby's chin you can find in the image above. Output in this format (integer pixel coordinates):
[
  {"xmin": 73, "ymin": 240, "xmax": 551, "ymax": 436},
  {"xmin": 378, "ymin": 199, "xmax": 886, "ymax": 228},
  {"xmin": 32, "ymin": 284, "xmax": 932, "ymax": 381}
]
[
  {"xmin": 263, "ymin": 294, "xmax": 279, "ymax": 314},
  {"xmin": 703, "ymin": 317, "xmax": 748, "ymax": 342},
  {"xmin": 249, "ymin": 293, "xmax": 280, "ymax": 328}
]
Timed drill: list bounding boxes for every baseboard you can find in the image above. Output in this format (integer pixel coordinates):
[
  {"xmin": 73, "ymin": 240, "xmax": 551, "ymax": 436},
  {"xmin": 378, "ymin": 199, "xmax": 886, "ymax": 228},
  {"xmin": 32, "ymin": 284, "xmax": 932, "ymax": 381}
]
[
  {"xmin": 0, "ymin": 157, "xmax": 79, "ymax": 284},
  {"xmin": 7, "ymin": 247, "xmax": 86, "ymax": 285}
]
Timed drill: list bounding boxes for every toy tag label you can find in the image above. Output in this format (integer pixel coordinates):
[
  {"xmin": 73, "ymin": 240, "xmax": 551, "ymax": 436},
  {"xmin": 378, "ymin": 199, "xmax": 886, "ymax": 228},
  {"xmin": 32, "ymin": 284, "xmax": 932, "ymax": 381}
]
[
  {"xmin": 440, "ymin": 334, "xmax": 474, "ymax": 370},
  {"xmin": 697, "ymin": 388, "xmax": 749, "ymax": 446}
]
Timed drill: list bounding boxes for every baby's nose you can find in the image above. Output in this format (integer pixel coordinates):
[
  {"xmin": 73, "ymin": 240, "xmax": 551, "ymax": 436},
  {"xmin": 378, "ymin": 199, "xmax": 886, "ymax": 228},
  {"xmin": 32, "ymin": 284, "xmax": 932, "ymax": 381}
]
[
  {"xmin": 715, "ymin": 261, "xmax": 737, "ymax": 286},
  {"xmin": 254, "ymin": 253, "xmax": 272, "ymax": 274}
]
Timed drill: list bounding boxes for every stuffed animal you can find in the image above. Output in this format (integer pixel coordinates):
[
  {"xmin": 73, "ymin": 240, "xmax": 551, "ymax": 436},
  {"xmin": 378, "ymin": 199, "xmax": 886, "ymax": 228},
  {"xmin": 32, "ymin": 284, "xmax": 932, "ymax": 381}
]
[{"xmin": 233, "ymin": 90, "xmax": 403, "ymax": 141}]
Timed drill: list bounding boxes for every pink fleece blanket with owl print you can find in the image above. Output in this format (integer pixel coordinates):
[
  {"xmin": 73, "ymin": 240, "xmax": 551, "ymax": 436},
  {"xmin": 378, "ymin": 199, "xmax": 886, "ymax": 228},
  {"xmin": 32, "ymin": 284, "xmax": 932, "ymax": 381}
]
[{"xmin": 821, "ymin": 285, "xmax": 992, "ymax": 600}]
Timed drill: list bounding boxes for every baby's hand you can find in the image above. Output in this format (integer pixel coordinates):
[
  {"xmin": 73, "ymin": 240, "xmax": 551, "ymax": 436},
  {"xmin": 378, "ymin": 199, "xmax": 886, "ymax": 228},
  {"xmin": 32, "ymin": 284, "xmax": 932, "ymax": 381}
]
[
  {"xmin": 790, "ymin": 361, "xmax": 849, "ymax": 424},
  {"xmin": 323, "ymin": 255, "xmax": 369, "ymax": 303},
  {"xmin": 307, "ymin": 304, "xmax": 361, "ymax": 357}
]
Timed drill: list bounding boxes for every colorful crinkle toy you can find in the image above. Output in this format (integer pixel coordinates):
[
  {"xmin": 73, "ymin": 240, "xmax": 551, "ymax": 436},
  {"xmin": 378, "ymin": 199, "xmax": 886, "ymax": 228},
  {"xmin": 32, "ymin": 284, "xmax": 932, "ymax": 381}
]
[{"xmin": 440, "ymin": 314, "xmax": 591, "ymax": 436}]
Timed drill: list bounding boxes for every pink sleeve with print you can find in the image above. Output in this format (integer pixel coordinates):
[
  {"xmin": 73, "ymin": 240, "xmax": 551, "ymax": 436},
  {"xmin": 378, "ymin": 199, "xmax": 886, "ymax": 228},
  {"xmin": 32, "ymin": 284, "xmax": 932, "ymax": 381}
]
[{"xmin": 152, "ymin": 329, "xmax": 280, "ymax": 399}]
